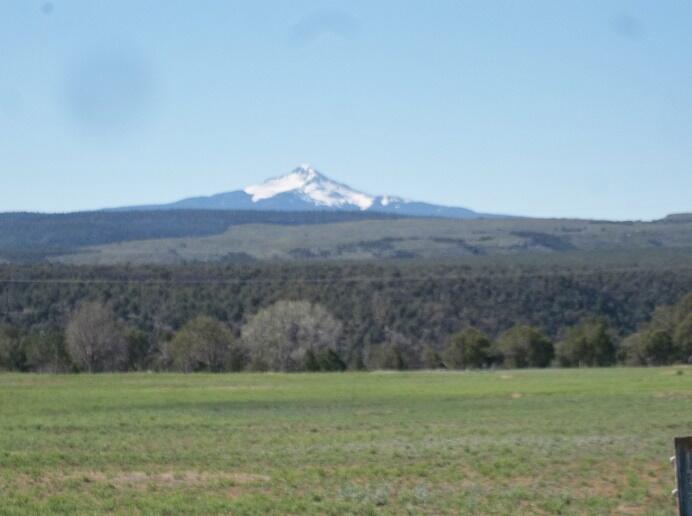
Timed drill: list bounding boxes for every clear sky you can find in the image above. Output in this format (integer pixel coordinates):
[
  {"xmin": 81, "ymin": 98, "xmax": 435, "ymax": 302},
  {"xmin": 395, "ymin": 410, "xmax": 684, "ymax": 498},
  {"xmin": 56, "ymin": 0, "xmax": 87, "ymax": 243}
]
[{"xmin": 1, "ymin": 1, "xmax": 691, "ymax": 220}]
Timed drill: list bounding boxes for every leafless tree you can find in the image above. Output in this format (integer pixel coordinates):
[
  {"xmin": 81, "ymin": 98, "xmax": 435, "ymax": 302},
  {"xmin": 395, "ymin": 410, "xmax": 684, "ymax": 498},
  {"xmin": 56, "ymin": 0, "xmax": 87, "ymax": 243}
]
[
  {"xmin": 65, "ymin": 301, "xmax": 127, "ymax": 372},
  {"xmin": 242, "ymin": 300, "xmax": 342, "ymax": 372}
]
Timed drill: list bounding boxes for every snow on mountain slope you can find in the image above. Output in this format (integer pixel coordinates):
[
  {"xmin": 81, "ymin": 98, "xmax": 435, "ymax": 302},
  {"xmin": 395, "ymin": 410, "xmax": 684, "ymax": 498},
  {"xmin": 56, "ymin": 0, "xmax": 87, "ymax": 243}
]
[
  {"xmin": 112, "ymin": 164, "xmax": 496, "ymax": 219},
  {"xmin": 244, "ymin": 165, "xmax": 375, "ymax": 210}
]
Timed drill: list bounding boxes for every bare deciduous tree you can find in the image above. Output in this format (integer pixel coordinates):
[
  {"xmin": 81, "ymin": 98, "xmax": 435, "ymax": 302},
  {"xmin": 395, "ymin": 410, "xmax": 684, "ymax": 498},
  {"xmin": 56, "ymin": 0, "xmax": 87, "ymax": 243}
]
[
  {"xmin": 242, "ymin": 301, "xmax": 342, "ymax": 372},
  {"xmin": 65, "ymin": 302, "xmax": 127, "ymax": 372}
]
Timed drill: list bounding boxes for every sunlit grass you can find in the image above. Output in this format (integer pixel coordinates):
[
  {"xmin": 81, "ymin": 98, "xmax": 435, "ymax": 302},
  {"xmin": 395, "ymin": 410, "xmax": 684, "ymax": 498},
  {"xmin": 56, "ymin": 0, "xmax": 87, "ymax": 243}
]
[{"xmin": 0, "ymin": 368, "xmax": 688, "ymax": 514}]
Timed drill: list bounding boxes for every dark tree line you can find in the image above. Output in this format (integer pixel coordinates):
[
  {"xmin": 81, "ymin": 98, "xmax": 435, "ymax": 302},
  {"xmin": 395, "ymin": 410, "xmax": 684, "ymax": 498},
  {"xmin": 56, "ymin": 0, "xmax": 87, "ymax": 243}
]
[
  {"xmin": 1, "ymin": 299, "xmax": 687, "ymax": 373},
  {"xmin": 0, "ymin": 264, "xmax": 692, "ymax": 371}
]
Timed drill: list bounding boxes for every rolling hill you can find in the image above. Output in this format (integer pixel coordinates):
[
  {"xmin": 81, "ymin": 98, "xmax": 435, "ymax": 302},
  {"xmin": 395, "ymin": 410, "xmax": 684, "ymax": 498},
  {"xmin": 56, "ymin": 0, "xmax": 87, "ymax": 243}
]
[
  {"xmin": 0, "ymin": 162, "xmax": 688, "ymax": 264},
  {"xmin": 52, "ymin": 215, "xmax": 692, "ymax": 265},
  {"xmin": 0, "ymin": 210, "xmax": 400, "ymax": 262}
]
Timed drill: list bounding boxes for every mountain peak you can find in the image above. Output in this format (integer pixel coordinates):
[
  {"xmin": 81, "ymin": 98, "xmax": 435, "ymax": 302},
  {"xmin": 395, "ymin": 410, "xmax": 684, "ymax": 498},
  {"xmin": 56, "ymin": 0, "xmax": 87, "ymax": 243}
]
[
  {"xmin": 293, "ymin": 163, "xmax": 321, "ymax": 181},
  {"xmin": 114, "ymin": 164, "xmax": 487, "ymax": 219},
  {"xmin": 244, "ymin": 164, "xmax": 375, "ymax": 210},
  {"xmin": 296, "ymin": 163, "xmax": 318, "ymax": 173}
]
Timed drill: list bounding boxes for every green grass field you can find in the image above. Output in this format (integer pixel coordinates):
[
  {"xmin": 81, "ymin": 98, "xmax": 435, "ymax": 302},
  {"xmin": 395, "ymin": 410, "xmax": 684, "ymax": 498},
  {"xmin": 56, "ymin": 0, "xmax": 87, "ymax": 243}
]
[{"xmin": 1, "ymin": 369, "xmax": 690, "ymax": 514}]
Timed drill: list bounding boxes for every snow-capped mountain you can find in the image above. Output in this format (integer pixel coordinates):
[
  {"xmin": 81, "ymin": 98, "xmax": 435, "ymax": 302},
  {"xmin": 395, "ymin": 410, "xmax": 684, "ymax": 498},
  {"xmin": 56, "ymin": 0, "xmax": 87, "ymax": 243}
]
[
  {"xmin": 244, "ymin": 165, "xmax": 377, "ymax": 210},
  {"xmin": 114, "ymin": 164, "xmax": 493, "ymax": 219}
]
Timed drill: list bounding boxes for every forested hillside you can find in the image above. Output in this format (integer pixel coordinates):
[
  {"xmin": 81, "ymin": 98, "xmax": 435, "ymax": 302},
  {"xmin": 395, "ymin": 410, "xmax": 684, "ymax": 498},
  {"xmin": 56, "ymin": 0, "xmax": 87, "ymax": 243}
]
[
  {"xmin": 3, "ymin": 211, "xmax": 691, "ymax": 372},
  {"xmin": 1, "ymin": 259, "xmax": 691, "ymax": 372},
  {"xmin": 0, "ymin": 211, "xmax": 400, "ymax": 262},
  {"xmin": 1, "ymin": 211, "xmax": 692, "ymax": 264},
  {"xmin": 56, "ymin": 216, "xmax": 692, "ymax": 265}
]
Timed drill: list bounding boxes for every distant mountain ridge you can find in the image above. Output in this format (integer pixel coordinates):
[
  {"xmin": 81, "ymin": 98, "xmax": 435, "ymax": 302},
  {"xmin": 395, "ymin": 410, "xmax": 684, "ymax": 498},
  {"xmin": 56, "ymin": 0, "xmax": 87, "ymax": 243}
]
[
  {"xmin": 0, "ymin": 210, "xmax": 400, "ymax": 261},
  {"xmin": 113, "ymin": 164, "xmax": 493, "ymax": 219},
  {"xmin": 1, "ymin": 208, "xmax": 691, "ymax": 264},
  {"xmin": 662, "ymin": 213, "xmax": 692, "ymax": 222}
]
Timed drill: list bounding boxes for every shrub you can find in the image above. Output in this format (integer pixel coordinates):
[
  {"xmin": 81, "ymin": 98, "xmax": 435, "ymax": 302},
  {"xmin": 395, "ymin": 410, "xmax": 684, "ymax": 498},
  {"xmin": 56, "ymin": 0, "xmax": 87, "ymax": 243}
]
[
  {"xmin": 496, "ymin": 325, "xmax": 554, "ymax": 368},
  {"xmin": 620, "ymin": 294, "xmax": 692, "ymax": 365},
  {"xmin": 443, "ymin": 328, "xmax": 491, "ymax": 369},
  {"xmin": 168, "ymin": 316, "xmax": 241, "ymax": 372},
  {"xmin": 421, "ymin": 345, "xmax": 445, "ymax": 369},
  {"xmin": 125, "ymin": 329, "xmax": 153, "ymax": 371},
  {"xmin": 305, "ymin": 348, "xmax": 347, "ymax": 372},
  {"xmin": 0, "ymin": 325, "xmax": 24, "ymax": 371},
  {"xmin": 674, "ymin": 313, "xmax": 692, "ymax": 363},
  {"xmin": 22, "ymin": 331, "xmax": 70, "ymax": 372},
  {"xmin": 365, "ymin": 331, "xmax": 422, "ymax": 370},
  {"xmin": 555, "ymin": 319, "xmax": 616, "ymax": 367}
]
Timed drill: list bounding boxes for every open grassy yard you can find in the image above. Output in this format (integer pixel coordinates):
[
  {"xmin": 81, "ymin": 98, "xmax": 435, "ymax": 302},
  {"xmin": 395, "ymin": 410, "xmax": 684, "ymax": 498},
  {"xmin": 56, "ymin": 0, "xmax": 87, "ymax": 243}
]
[{"xmin": 0, "ymin": 369, "xmax": 690, "ymax": 514}]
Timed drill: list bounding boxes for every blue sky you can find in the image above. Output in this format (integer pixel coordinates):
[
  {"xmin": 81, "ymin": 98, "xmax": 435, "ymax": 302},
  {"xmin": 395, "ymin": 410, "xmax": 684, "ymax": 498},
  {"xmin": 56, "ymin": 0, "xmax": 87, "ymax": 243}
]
[{"xmin": 1, "ymin": 1, "xmax": 691, "ymax": 219}]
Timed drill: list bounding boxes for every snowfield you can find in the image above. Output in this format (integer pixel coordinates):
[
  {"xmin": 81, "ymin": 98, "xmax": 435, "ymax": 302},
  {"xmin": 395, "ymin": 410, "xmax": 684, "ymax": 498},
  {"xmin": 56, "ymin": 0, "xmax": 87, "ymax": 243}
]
[{"xmin": 245, "ymin": 164, "xmax": 375, "ymax": 210}]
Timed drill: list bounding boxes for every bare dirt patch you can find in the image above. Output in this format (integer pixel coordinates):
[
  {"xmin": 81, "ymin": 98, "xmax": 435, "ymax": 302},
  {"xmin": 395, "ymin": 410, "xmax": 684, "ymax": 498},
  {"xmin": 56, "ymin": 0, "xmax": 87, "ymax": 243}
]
[{"xmin": 17, "ymin": 470, "xmax": 270, "ymax": 491}]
